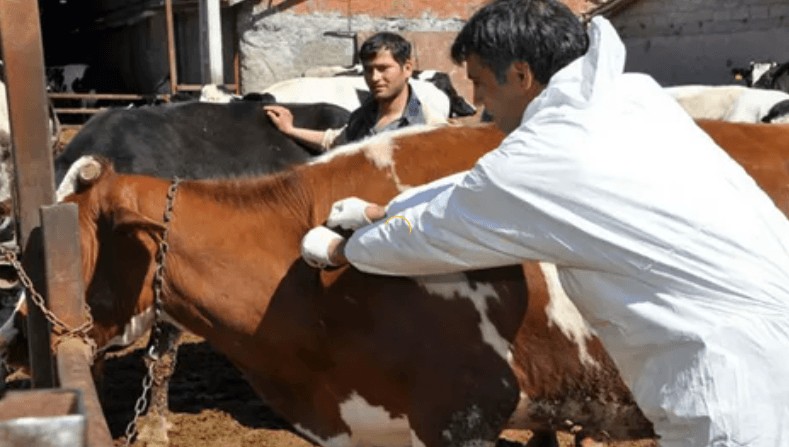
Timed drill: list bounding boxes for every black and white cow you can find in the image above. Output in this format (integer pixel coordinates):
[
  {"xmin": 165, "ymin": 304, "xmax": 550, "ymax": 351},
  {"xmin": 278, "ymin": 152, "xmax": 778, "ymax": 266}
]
[
  {"xmin": 46, "ymin": 64, "xmax": 91, "ymax": 94},
  {"xmin": 761, "ymin": 99, "xmax": 789, "ymax": 123},
  {"xmin": 732, "ymin": 60, "xmax": 789, "ymax": 93},
  {"xmin": 663, "ymin": 84, "xmax": 789, "ymax": 123},
  {"xmin": 412, "ymin": 70, "xmax": 477, "ymax": 118},
  {"xmin": 53, "ymin": 99, "xmax": 350, "ymax": 191}
]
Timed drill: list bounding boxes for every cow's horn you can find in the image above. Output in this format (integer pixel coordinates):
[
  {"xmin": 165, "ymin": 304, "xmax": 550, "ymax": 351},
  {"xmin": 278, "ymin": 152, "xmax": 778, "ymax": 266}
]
[{"xmin": 78, "ymin": 159, "xmax": 102, "ymax": 184}]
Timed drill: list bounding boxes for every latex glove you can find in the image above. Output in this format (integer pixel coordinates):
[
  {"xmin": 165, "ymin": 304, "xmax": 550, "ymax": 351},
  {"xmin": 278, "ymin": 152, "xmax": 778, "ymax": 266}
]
[
  {"xmin": 301, "ymin": 226, "xmax": 344, "ymax": 268},
  {"xmin": 326, "ymin": 197, "xmax": 373, "ymax": 230}
]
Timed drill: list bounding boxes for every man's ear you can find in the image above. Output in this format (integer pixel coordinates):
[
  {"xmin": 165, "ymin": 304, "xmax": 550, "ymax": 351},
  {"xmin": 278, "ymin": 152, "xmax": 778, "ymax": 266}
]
[
  {"xmin": 512, "ymin": 61, "xmax": 536, "ymax": 90},
  {"xmin": 403, "ymin": 58, "xmax": 415, "ymax": 76}
]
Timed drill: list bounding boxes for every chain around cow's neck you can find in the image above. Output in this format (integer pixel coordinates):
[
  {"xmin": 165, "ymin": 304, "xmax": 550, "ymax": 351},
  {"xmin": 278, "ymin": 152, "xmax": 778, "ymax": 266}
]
[{"xmin": 149, "ymin": 177, "xmax": 181, "ymax": 360}]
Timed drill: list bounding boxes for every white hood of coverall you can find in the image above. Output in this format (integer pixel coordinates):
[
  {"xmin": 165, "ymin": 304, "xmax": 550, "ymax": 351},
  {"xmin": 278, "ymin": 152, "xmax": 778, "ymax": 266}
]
[{"xmin": 346, "ymin": 17, "xmax": 789, "ymax": 446}]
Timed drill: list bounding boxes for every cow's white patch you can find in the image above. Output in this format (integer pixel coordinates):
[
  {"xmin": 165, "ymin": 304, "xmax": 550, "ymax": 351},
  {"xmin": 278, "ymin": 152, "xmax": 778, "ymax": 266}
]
[
  {"xmin": 539, "ymin": 263, "xmax": 597, "ymax": 368},
  {"xmin": 309, "ymin": 124, "xmax": 442, "ymax": 167},
  {"xmin": 416, "ymin": 274, "xmax": 509, "ymax": 359},
  {"xmin": 337, "ymin": 391, "xmax": 411, "ymax": 446},
  {"xmin": 56, "ymin": 155, "xmax": 100, "ymax": 202},
  {"xmin": 101, "ymin": 306, "xmax": 186, "ymax": 352},
  {"xmin": 101, "ymin": 307, "xmax": 155, "ymax": 352},
  {"xmin": 293, "ymin": 392, "xmax": 412, "ymax": 447},
  {"xmin": 504, "ymin": 391, "xmax": 532, "ymax": 428},
  {"xmin": 414, "ymin": 70, "xmax": 437, "ymax": 81},
  {"xmin": 410, "ymin": 431, "xmax": 427, "ymax": 447}
]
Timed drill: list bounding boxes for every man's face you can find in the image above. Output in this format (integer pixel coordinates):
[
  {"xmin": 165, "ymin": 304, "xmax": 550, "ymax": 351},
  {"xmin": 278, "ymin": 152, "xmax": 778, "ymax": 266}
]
[
  {"xmin": 466, "ymin": 54, "xmax": 537, "ymax": 134},
  {"xmin": 362, "ymin": 49, "xmax": 413, "ymax": 102}
]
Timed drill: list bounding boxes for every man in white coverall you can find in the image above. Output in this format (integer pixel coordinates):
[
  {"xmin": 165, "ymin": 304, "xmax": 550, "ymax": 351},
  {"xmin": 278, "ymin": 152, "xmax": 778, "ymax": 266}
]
[{"xmin": 300, "ymin": 0, "xmax": 789, "ymax": 445}]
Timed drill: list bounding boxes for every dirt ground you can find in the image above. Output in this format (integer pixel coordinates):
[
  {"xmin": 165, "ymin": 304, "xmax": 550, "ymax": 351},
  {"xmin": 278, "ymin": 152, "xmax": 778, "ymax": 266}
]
[{"xmin": 5, "ymin": 331, "xmax": 655, "ymax": 447}]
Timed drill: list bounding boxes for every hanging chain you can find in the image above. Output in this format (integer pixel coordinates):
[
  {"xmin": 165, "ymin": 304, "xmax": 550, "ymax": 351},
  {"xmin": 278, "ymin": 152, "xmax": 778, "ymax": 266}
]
[
  {"xmin": 123, "ymin": 177, "xmax": 181, "ymax": 447},
  {"xmin": 0, "ymin": 246, "xmax": 96, "ymax": 358}
]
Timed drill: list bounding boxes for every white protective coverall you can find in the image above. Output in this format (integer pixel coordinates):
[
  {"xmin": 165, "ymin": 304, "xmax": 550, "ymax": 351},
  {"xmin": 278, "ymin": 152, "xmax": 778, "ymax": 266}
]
[{"xmin": 343, "ymin": 17, "xmax": 789, "ymax": 446}]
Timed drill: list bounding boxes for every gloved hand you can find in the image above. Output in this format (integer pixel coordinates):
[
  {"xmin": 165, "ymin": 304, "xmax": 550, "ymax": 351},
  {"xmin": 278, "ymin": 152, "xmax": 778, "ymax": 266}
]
[
  {"xmin": 326, "ymin": 197, "xmax": 374, "ymax": 230},
  {"xmin": 301, "ymin": 225, "xmax": 345, "ymax": 269}
]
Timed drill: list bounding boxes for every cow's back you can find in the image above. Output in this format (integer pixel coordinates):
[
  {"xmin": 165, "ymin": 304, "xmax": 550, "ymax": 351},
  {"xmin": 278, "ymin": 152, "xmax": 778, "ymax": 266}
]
[
  {"xmin": 696, "ymin": 120, "xmax": 789, "ymax": 215},
  {"xmin": 54, "ymin": 100, "xmax": 349, "ymax": 184}
]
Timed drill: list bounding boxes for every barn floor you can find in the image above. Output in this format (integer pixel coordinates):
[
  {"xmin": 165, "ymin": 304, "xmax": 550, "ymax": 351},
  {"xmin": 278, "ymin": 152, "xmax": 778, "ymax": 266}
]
[{"xmin": 5, "ymin": 332, "xmax": 655, "ymax": 447}]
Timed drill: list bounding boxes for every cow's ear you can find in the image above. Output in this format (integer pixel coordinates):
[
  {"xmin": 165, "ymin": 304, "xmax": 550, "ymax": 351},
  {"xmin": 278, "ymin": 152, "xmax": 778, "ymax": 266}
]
[{"xmin": 112, "ymin": 206, "xmax": 165, "ymax": 237}]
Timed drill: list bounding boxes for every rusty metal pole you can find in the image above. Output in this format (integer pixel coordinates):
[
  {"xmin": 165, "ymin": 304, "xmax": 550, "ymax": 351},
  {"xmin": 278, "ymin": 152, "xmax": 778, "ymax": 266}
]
[
  {"xmin": 165, "ymin": 0, "xmax": 179, "ymax": 96},
  {"xmin": 0, "ymin": 0, "xmax": 57, "ymax": 388},
  {"xmin": 42, "ymin": 204, "xmax": 113, "ymax": 447}
]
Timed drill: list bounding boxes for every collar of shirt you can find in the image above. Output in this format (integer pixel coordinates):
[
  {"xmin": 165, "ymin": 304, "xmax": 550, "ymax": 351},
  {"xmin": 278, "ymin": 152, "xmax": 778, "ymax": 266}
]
[{"xmin": 357, "ymin": 84, "xmax": 427, "ymax": 134}]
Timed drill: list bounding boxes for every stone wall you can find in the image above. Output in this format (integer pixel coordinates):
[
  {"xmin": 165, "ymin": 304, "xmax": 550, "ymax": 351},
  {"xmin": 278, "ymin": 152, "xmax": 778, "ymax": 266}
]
[{"xmin": 236, "ymin": 0, "xmax": 599, "ymax": 95}]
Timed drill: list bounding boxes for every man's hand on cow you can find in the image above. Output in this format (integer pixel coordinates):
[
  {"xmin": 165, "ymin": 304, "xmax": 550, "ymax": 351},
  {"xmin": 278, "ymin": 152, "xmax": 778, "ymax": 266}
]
[
  {"xmin": 301, "ymin": 226, "xmax": 348, "ymax": 268},
  {"xmin": 264, "ymin": 105, "xmax": 295, "ymax": 134},
  {"xmin": 327, "ymin": 197, "xmax": 386, "ymax": 230}
]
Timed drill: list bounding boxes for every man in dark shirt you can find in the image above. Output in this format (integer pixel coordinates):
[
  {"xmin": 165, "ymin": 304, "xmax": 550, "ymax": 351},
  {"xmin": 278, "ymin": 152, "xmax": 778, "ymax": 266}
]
[{"xmin": 264, "ymin": 32, "xmax": 442, "ymax": 152}]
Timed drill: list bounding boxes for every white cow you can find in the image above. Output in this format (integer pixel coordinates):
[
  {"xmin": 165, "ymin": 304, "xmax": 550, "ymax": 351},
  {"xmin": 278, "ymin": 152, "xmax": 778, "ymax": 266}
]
[
  {"xmin": 262, "ymin": 76, "xmax": 457, "ymax": 119},
  {"xmin": 302, "ymin": 64, "xmax": 362, "ymax": 77},
  {"xmin": 664, "ymin": 85, "xmax": 789, "ymax": 123}
]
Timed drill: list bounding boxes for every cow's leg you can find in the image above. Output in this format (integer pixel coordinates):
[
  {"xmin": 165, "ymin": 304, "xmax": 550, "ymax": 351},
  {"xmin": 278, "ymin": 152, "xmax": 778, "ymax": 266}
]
[
  {"xmin": 408, "ymin": 367, "xmax": 519, "ymax": 447},
  {"xmin": 136, "ymin": 322, "xmax": 182, "ymax": 447}
]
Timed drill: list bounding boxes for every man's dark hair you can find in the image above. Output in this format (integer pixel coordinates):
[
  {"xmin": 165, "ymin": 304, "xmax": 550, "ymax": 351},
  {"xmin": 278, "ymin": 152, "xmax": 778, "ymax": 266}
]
[
  {"xmin": 451, "ymin": 0, "xmax": 588, "ymax": 85},
  {"xmin": 359, "ymin": 32, "xmax": 412, "ymax": 66}
]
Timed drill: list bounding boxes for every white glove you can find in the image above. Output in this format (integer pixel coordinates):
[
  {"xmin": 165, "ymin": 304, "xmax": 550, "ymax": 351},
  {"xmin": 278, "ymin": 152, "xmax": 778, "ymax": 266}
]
[
  {"xmin": 301, "ymin": 226, "xmax": 344, "ymax": 269},
  {"xmin": 326, "ymin": 197, "xmax": 373, "ymax": 230}
]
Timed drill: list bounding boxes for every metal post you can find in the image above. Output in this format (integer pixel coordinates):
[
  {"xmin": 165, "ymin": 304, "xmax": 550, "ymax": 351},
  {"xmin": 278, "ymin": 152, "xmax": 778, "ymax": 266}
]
[
  {"xmin": 165, "ymin": 0, "xmax": 179, "ymax": 95},
  {"xmin": 42, "ymin": 202, "xmax": 113, "ymax": 447},
  {"xmin": 199, "ymin": 0, "xmax": 225, "ymax": 85},
  {"xmin": 0, "ymin": 0, "xmax": 57, "ymax": 388}
]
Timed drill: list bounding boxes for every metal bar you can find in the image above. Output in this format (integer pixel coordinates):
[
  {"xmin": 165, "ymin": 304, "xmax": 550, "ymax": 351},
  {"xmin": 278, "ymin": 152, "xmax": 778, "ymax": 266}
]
[
  {"xmin": 232, "ymin": 7, "xmax": 241, "ymax": 95},
  {"xmin": 41, "ymin": 204, "xmax": 85, "ymax": 332},
  {"xmin": 48, "ymin": 93, "xmax": 169, "ymax": 101},
  {"xmin": 0, "ymin": 0, "xmax": 57, "ymax": 388},
  {"xmin": 52, "ymin": 108, "xmax": 105, "ymax": 115},
  {"xmin": 43, "ymin": 203, "xmax": 112, "ymax": 447},
  {"xmin": 57, "ymin": 339, "xmax": 113, "ymax": 447},
  {"xmin": 199, "ymin": 0, "xmax": 224, "ymax": 85},
  {"xmin": 176, "ymin": 83, "xmax": 237, "ymax": 91},
  {"xmin": 165, "ymin": 0, "xmax": 179, "ymax": 94}
]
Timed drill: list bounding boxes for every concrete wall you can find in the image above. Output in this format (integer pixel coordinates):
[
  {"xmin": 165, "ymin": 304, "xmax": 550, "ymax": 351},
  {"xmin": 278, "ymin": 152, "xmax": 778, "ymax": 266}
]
[{"xmin": 608, "ymin": 0, "xmax": 789, "ymax": 85}]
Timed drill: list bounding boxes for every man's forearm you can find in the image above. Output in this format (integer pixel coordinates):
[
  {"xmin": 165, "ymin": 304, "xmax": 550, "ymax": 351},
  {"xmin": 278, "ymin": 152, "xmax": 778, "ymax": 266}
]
[{"xmin": 284, "ymin": 128, "xmax": 330, "ymax": 151}]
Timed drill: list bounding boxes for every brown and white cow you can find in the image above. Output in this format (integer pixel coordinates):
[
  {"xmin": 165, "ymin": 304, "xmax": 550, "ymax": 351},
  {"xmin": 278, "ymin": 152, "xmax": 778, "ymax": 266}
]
[
  {"xmin": 47, "ymin": 123, "xmax": 655, "ymax": 446},
  {"xmin": 16, "ymin": 120, "xmax": 789, "ymax": 446}
]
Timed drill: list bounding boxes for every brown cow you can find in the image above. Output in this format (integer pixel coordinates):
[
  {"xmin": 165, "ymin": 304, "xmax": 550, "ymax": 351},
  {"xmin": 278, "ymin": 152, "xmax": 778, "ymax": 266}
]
[{"xmin": 11, "ymin": 120, "xmax": 789, "ymax": 446}]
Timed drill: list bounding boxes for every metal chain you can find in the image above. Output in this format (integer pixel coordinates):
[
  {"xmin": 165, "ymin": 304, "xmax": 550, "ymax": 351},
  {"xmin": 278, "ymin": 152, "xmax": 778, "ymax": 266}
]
[
  {"xmin": 0, "ymin": 246, "xmax": 97, "ymax": 358},
  {"xmin": 123, "ymin": 177, "xmax": 181, "ymax": 447},
  {"xmin": 123, "ymin": 360, "xmax": 155, "ymax": 447}
]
